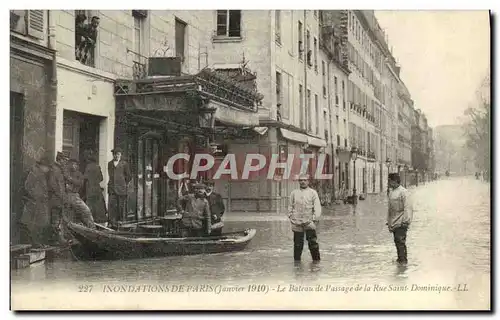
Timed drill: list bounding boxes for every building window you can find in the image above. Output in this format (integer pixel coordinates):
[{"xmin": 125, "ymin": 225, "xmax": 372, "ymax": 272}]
[
  {"xmin": 315, "ymin": 94, "xmax": 320, "ymax": 135},
  {"xmin": 307, "ymin": 89, "xmax": 312, "ymax": 132},
  {"xmin": 175, "ymin": 18, "xmax": 187, "ymax": 63},
  {"xmin": 75, "ymin": 10, "xmax": 100, "ymax": 67},
  {"xmin": 313, "ymin": 37, "xmax": 318, "ymax": 71},
  {"xmin": 322, "ymin": 61, "xmax": 326, "ymax": 97},
  {"xmin": 298, "ymin": 21, "xmax": 304, "ymax": 60},
  {"xmin": 306, "ymin": 30, "xmax": 312, "ymax": 67},
  {"xmin": 275, "ymin": 10, "xmax": 281, "ymax": 44},
  {"xmin": 276, "ymin": 71, "xmax": 282, "ymax": 121},
  {"xmin": 131, "ymin": 11, "xmax": 147, "ymax": 78},
  {"xmin": 216, "ymin": 10, "xmax": 241, "ymax": 37},
  {"xmin": 324, "ymin": 111, "xmax": 328, "ymax": 141},
  {"xmin": 299, "ymin": 85, "xmax": 304, "ymax": 129},
  {"xmin": 10, "ymin": 10, "xmax": 46, "ymax": 39}
]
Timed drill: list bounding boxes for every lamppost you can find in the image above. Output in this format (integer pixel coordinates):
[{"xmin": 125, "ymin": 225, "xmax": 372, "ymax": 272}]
[
  {"xmin": 351, "ymin": 146, "xmax": 358, "ymax": 205},
  {"xmin": 404, "ymin": 164, "xmax": 409, "ymax": 188},
  {"xmin": 385, "ymin": 158, "xmax": 391, "ymax": 195},
  {"xmin": 415, "ymin": 168, "xmax": 419, "ymax": 187}
]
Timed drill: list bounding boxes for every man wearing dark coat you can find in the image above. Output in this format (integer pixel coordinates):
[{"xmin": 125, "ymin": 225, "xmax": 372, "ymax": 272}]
[
  {"xmin": 83, "ymin": 153, "xmax": 108, "ymax": 224},
  {"xmin": 48, "ymin": 152, "xmax": 69, "ymax": 244},
  {"xmin": 65, "ymin": 159, "xmax": 96, "ymax": 229},
  {"xmin": 205, "ymin": 180, "xmax": 225, "ymax": 236},
  {"xmin": 107, "ymin": 147, "xmax": 131, "ymax": 227},
  {"xmin": 20, "ymin": 156, "xmax": 51, "ymax": 248}
]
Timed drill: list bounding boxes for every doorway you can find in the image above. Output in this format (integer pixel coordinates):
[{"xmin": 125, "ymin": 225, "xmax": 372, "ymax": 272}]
[
  {"xmin": 10, "ymin": 91, "xmax": 24, "ymax": 236},
  {"xmin": 63, "ymin": 110, "xmax": 102, "ymax": 172}
]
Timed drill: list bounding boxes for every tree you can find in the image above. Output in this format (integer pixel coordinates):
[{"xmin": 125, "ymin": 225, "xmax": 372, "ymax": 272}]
[{"xmin": 463, "ymin": 73, "xmax": 491, "ymax": 181}]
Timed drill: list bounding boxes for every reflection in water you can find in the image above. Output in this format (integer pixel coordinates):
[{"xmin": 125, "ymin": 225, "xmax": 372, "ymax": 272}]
[{"xmin": 11, "ymin": 178, "xmax": 490, "ymax": 303}]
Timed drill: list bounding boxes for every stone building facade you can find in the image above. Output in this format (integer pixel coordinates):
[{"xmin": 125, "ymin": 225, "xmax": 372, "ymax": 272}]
[{"xmin": 10, "ymin": 10, "xmax": 56, "ymax": 243}]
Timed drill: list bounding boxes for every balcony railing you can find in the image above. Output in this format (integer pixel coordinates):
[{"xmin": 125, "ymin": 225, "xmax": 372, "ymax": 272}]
[{"xmin": 132, "ymin": 61, "xmax": 147, "ymax": 79}]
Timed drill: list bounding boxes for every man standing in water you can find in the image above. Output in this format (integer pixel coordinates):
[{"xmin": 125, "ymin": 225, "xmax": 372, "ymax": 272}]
[
  {"xmin": 287, "ymin": 174, "xmax": 321, "ymax": 262},
  {"xmin": 387, "ymin": 173, "xmax": 413, "ymax": 265},
  {"xmin": 107, "ymin": 147, "xmax": 131, "ymax": 227}
]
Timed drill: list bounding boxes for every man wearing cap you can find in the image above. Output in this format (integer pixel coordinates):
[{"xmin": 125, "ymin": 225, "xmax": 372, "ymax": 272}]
[
  {"xmin": 48, "ymin": 152, "xmax": 70, "ymax": 244},
  {"xmin": 177, "ymin": 183, "xmax": 212, "ymax": 237},
  {"xmin": 19, "ymin": 156, "xmax": 52, "ymax": 248},
  {"xmin": 287, "ymin": 174, "xmax": 322, "ymax": 262},
  {"xmin": 107, "ymin": 147, "xmax": 131, "ymax": 227},
  {"xmin": 65, "ymin": 159, "xmax": 96, "ymax": 229},
  {"xmin": 205, "ymin": 180, "xmax": 225, "ymax": 236},
  {"xmin": 387, "ymin": 173, "xmax": 413, "ymax": 265}
]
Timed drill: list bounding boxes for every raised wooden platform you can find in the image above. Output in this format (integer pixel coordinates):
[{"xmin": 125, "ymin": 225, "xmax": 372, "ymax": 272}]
[{"xmin": 10, "ymin": 244, "xmax": 61, "ymax": 269}]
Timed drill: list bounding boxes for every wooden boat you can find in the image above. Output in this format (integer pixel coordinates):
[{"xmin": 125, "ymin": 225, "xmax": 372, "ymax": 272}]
[{"xmin": 67, "ymin": 222, "xmax": 257, "ymax": 260}]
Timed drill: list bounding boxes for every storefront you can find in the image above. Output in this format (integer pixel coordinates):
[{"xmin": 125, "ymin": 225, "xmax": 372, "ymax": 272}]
[
  {"xmin": 114, "ymin": 68, "xmax": 262, "ymax": 221},
  {"xmin": 10, "ymin": 30, "xmax": 56, "ymax": 243}
]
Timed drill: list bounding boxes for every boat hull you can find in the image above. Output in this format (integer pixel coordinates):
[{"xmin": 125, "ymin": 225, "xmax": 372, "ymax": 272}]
[{"xmin": 67, "ymin": 222, "xmax": 256, "ymax": 260}]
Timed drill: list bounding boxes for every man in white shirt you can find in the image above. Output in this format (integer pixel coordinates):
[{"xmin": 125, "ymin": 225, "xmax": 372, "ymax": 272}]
[
  {"xmin": 287, "ymin": 174, "xmax": 322, "ymax": 262},
  {"xmin": 387, "ymin": 173, "xmax": 413, "ymax": 265}
]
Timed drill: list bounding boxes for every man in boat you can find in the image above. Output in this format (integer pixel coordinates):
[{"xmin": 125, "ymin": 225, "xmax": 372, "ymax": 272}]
[
  {"xmin": 287, "ymin": 174, "xmax": 321, "ymax": 262},
  {"xmin": 177, "ymin": 183, "xmax": 212, "ymax": 237},
  {"xmin": 65, "ymin": 159, "xmax": 96, "ymax": 229},
  {"xmin": 107, "ymin": 147, "xmax": 132, "ymax": 228},
  {"xmin": 19, "ymin": 156, "xmax": 52, "ymax": 248},
  {"xmin": 48, "ymin": 151, "xmax": 70, "ymax": 244},
  {"xmin": 387, "ymin": 173, "xmax": 413, "ymax": 266},
  {"xmin": 205, "ymin": 180, "xmax": 225, "ymax": 236}
]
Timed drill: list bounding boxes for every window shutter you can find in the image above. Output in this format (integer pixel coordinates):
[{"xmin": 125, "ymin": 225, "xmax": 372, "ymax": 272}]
[
  {"xmin": 132, "ymin": 10, "xmax": 148, "ymax": 18},
  {"xmin": 27, "ymin": 10, "xmax": 44, "ymax": 39}
]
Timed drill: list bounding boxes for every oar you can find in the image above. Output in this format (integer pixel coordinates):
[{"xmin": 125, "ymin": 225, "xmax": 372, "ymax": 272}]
[{"xmin": 95, "ymin": 223, "xmax": 115, "ymax": 232}]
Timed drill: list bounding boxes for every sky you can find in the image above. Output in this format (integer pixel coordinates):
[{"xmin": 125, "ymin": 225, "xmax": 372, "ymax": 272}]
[{"xmin": 375, "ymin": 11, "xmax": 490, "ymax": 128}]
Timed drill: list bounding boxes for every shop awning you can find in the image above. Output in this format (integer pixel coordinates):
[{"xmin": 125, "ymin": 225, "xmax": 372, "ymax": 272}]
[
  {"xmin": 307, "ymin": 136, "xmax": 327, "ymax": 148},
  {"xmin": 279, "ymin": 128, "xmax": 308, "ymax": 144},
  {"xmin": 210, "ymin": 100, "xmax": 260, "ymax": 127}
]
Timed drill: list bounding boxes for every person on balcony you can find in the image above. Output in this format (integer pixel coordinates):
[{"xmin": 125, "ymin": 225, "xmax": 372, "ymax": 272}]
[
  {"xmin": 76, "ymin": 15, "xmax": 100, "ymax": 64},
  {"xmin": 177, "ymin": 183, "xmax": 211, "ymax": 238}
]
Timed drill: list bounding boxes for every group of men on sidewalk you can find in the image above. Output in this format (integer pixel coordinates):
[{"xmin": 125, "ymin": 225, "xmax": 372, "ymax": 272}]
[
  {"xmin": 18, "ymin": 152, "xmax": 97, "ymax": 248},
  {"xmin": 16, "ymin": 147, "xmax": 134, "ymax": 248},
  {"xmin": 287, "ymin": 173, "xmax": 413, "ymax": 266}
]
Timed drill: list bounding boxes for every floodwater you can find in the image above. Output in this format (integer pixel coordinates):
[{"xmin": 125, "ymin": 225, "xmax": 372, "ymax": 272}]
[{"xmin": 11, "ymin": 177, "xmax": 490, "ymax": 310}]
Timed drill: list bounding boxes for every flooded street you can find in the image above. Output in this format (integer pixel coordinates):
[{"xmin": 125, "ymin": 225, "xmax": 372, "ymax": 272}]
[{"xmin": 11, "ymin": 177, "xmax": 490, "ymax": 310}]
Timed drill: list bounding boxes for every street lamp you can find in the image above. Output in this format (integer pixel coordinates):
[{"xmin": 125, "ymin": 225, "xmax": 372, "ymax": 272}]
[
  {"xmin": 351, "ymin": 146, "xmax": 358, "ymax": 205},
  {"xmin": 415, "ymin": 168, "xmax": 419, "ymax": 187},
  {"xmin": 404, "ymin": 164, "xmax": 409, "ymax": 188},
  {"xmin": 385, "ymin": 158, "xmax": 391, "ymax": 195}
]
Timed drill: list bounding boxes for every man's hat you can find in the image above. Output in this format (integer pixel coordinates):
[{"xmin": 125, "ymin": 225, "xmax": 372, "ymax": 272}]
[
  {"xmin": 192, "ymin": 183, "xmax": 206, "ymax": 189},
  {"xmin": 111, "ymin": 147, "xmax": 123, "ymax": 154},
  {"xmin": 388, "ymin": 173, "xmax": 401, "ymax": 183},
  {"xmin": 56, "ymin": 151, "xmax": 69, "ymax": 160},
  {"xmin": 37, "ymin": 155, "xmax": 52, "ymax": 167}
]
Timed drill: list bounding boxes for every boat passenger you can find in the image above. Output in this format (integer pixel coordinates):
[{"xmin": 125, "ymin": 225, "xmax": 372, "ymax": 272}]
[
  {"xmin": 205, "ymin": 180, "xmax": 225, "ymax": 236},
  {"xmin": 177, "ymin": 183, "xmax": 212, "ymax": 237}
]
